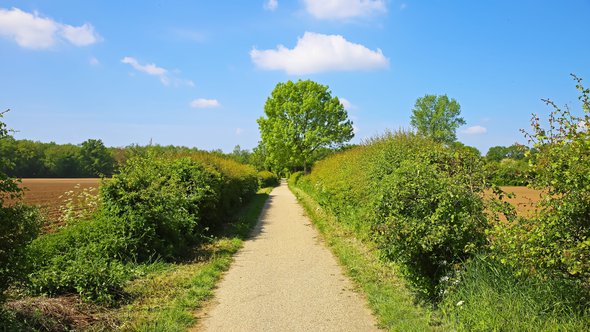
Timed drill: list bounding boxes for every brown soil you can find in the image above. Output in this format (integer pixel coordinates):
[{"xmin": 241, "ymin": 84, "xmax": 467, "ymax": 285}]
[
  {"xmin": 498, "ymin": 186, "xmax": 545, "ymax": 217},
  {"xmin": 16, "ymin": 178, "xmax": 100, "ymax": 231}
]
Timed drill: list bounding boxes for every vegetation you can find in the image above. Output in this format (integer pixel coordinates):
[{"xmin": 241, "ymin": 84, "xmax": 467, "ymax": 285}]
[
  {"xmin": 0, "ymin": 110, "xmax": 42, "ymax": 302},
  {"xmin": 0, "ymin": 137, "xmax": 116, "ymax": 178},
  {"xmin": 257, "ymin": 79, "xmax": 354, "ymax": 173},
  {"xmin": 290, "ymin": 184, "xmax": 439, "ymax": 331},
  {"xmin": 294, "ymin": 131, "xmax": 489, "ymax": 300},
  {"xmin": 484, "ymin": 143, "xmax": 535, "ymax": 186},
  {"xmin": 410, "ymin": 94, "xmax": 465, "ymax": 144},
  {"xmin": 291, "ymin": 76, "xmax": 590, "ymax": 330}
]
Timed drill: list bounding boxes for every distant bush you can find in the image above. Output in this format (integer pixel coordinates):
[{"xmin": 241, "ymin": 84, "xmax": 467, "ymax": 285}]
[
  {"xmin": 288, "ymin": 171, "xmax": 304, "ymax": 186},
  {"xmin": 295, "ymin": 131, "xmax": 490, "ymax": 300},
  {"xmin": 257, "ymin": 171, "xmax": 279, "ymax": 188},
  {"xmin": 485, "ymin": 158, "xmax": 532, "ymax": 186}
]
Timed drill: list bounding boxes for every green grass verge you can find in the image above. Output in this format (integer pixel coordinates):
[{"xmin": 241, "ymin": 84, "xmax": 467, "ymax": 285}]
[
  {"xmin": 289, "ymin": 184, "xmax": 442, "ymax": 332},
  {"xmin": 110, "ymin": 187, "xmax": 273, "ymax": 331}
]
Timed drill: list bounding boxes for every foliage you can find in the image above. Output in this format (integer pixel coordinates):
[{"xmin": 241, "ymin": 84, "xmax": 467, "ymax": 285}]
[
  {"xmin": 410, "ymin": 94, "xmax": 465, "ymax": 144},
  {"xmin": 79, "ymin": 139, "xmax": 115, "ymax": 177},
  {"xmin": 0, "ymin": 204, "xmax": 42, "ymax": 300},
  {"xmin": 26, "ymin": 151, "xmax": 258, "ymax": 304},
  {"xmin": 485, "ymin": 144, "xmax": 529, "ymax": 162},
  {"xmin": 491, "ymin": 75, "xmax": 590, "ymax": 285},
  {"xmin": 58, "ymin": 185, "xmax": 101, "ymax": 226},
  {"xmin": 296, "ymin": 131, "xmax": 489, "ymax": 300},
  {"xmin": 257, "ymin": 170, "xmax": 279, "ymax": 188},
  {"xmin": 257, "ymin": 80, "xmax": 354, "ymax": 172},
  {"xmin": 0, "ymin": 110, "xmax": 42, "ymax": 301},
  {"xmin": 485, "ymin": 158, "xmax": 532, "ymax": 186}
]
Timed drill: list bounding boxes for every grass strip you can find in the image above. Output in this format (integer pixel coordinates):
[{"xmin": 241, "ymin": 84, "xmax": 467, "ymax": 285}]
[
  {"xmin": 289, "ymin": 184, "xmax": 443, "ymax": 332},
  {"xmin": 113, "ymin": 188, "xmax": 273, "ymax": 331}
]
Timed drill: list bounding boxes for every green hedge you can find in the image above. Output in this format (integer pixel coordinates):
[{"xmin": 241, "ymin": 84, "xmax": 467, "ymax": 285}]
[
  {"xmin": 294, "ymin": 131, "xmax": 489, "ymax": 300},
  {"xmin": 27, "ymin": 152, "xmax": 258, "ymax": 304},
  {"xmin": 257, "ymin": 170, "xmax": 279, "ymax": 188}
]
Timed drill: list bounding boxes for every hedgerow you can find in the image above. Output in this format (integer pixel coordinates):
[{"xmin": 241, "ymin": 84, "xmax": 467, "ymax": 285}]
[
  {"xmin": 257, "ymin": 170, "xmax": 280, "ymax": 188},
  {"xmin": 296, "ymin": 131, "xmax": 490, "ymax": 300},
  {"xmin": 27, "ymin": 151, "xmax": 258, "ymax": 304}
]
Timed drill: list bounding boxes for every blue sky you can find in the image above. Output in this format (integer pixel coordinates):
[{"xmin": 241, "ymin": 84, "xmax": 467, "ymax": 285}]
[{"xmin": 1, "ymin": 1, "xmax": 589, "ymax": 154}]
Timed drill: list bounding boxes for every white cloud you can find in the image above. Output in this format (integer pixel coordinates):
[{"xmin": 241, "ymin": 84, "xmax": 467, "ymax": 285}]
[
  {"xmin": 340, "ymin": 98, "xmax": 353, "ymax": 110},
  {"xmin": 462, "ymin": 125, "xmax": 488, "ymax": 135},
  {"xmin": 250, "ymin": 32, "xmax": 389, "ymax": 75},
  {"xmin": 190, "ymin": 98, "xmax": 221, "ymax": 109},
  {"xmin": 236, "ymin": 128, "xmax": 244, "ymax": 135},
  {"xmin": 89, "ymin": 56, "xmax": 99, "ymax": 66},
  {"xmin": 121, "ymin": 56, "xmax": 193, "ymax": 86},
  {"xmin": 0, "ymin": 7, "xmax": 100, "ymax": 49},
  {"xmin": 303, "ymin": 0, "xmax": 386, "ymax": 20},
  {"xmin": 61, "ymin": 23, "xmax": 99, "ymax": 46},
  {"xmin": 264, "ymin": 0, "xmax": 278, "ymax": 11}
]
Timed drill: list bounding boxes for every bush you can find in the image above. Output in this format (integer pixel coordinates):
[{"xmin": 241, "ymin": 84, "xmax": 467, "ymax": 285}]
[
  {"xmin": 100, "ymin": 156, "xmax": 221, "ymax": 260},
  {"xmin": 257, "ymin": 170, "xmax": 279, "ymax": 188},
  {"xmin": 0, "ymin": 204, "xmax": 42, "ymax": 299},
  {"xmin": 27, "ymin": 151, "xmax": 258, "ymax": 304},
  {"xmin": 288, "ymin": 171, "xmax": 304, "ymax": 185},
  {"xmin": 491, "ymin": 75, "xmax": 590, "ymax": 285}
]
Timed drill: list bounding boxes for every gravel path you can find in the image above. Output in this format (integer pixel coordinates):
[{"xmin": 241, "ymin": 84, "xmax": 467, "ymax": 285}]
[{"xmin": 194, "ymin": 182, "xmax": 381, "ymax": 332}]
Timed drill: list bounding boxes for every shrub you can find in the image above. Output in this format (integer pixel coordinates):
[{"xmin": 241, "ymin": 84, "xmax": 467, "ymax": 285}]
[
  {"xmin": 100, "ymin": 155, "xmax": 221, "ymax": 260},
  {"xmin": 257, "ymin": 170, "xmax": 279, "ymax": 188},
  {"xmin": 0, "ymin": 204, "xmax": 42, "ymax": 299},
  {"xmin": 491, "ymin": 75, "xmax": 590, "ymax": 285},
  {"xmin": 288, "ymin": 171, "xmax": 304, "ymax": 185}
]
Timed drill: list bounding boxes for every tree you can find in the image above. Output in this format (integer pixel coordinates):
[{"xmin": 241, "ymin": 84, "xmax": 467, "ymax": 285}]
[
  {"xmin": 257, "ymin": 80, "xmax": 354, "ymax": 173},
  {"xmin": 410, "ymin": 94, "xmax": 465, "ymax": 144},
  {"xmin": 79, "ymin": 139, "xmax": 115, "ymax": 177}
]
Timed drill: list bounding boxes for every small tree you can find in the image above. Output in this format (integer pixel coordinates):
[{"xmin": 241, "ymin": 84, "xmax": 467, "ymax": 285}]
[
  {"xmin": 257, "ymin": 80, "xmax": 354, "ymax": 173},
  {"xmin": 410, "ymin": 94, "xmax": 465, "ymax": 144}
]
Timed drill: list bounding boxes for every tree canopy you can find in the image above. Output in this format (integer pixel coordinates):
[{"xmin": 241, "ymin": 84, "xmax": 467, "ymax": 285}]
[
  {"xmin": 257, "ymin": 80, "xmax": 354, "ymax": 173},
  {"xmin": 410, "ymin": 94, "xmax": 465, "ymax": 144}
]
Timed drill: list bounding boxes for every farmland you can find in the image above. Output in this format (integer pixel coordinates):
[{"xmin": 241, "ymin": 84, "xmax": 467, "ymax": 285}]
[{"xmin": 18, "ymin": 178, "xmax": 100, "ymax": 231}]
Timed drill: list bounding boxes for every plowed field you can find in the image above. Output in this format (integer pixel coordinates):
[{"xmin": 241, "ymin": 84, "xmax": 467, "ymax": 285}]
[{"xmin": 18, "ymin": 178, "xmax": 101, "ymax": 231}]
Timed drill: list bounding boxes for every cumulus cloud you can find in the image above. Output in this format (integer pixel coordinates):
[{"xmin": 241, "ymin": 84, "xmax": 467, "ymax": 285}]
[
  {"xmin": 250, "ymin": 32, "xmax": 389, "ymax": 75},
  {"xmin": 190, "ymin": 98, "xmax": 221, "ymax": 109},
  {"xmin": 303, "ymin": 0, "xmax": 386, "ymax": 20},
  {"xmin": 121, "ymin": 56, "xmax": 194, "ymax": 86},
  {"xmin": 462, "ymin": 125, "xmax": 488, "ymax": 135},
  {"xmin": 264, "ymin": 0, "xmax": 278, "ymax": 11},
  {"xmin": 0, "ymin": 7, "xmax": 100, "ymax": 49}
]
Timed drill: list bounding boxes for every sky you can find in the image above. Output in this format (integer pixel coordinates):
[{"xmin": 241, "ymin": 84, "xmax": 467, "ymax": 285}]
[{"xmin": 1, "ymin": 0, "xmax": 589, "ymax": 154}]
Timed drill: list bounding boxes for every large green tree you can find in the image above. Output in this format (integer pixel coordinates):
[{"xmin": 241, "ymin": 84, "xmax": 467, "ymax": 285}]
[
  {"xmin": 79, "ymin": 139, "xmax": 115, "ymax": 177},
  {"xmin": 410, "ymin": 94, "xmax": 465, "ymax": 144},
  {"xmin": 257, "ymin": 80, "xmax": 354, "ymax": 173}
]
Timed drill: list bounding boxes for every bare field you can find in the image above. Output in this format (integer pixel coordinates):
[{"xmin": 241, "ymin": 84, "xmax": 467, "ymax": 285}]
[
  {"xmin": 18, "ymin": 178, "xmax": 101, "ymax": 231},
  {"xmin": 498, "ymin": 186, "xmax": 544, "ymax": 217}
]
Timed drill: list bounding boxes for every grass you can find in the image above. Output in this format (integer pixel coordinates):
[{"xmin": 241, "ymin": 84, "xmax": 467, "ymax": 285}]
[
  {"xmin": 289, "ymin": 184, "xmax": 441, "ymax": 331},
  {"xmin": 440, "ymin": 256, "xmax": 590, "ymax": 332},
  {"xmin": 2, "ymin": 187, "xmax": 272, "ymax": 331}
]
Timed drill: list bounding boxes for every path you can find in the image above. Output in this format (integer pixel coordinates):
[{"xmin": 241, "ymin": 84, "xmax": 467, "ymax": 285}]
[{"xmin": 194, "ymin": 182, "xmax": 381, "ymax": 332}]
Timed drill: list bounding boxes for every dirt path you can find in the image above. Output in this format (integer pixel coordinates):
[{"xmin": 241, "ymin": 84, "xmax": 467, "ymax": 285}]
[{"xmin": 193, "ymin": 182, "xmax": 381, "ymax": 332}]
